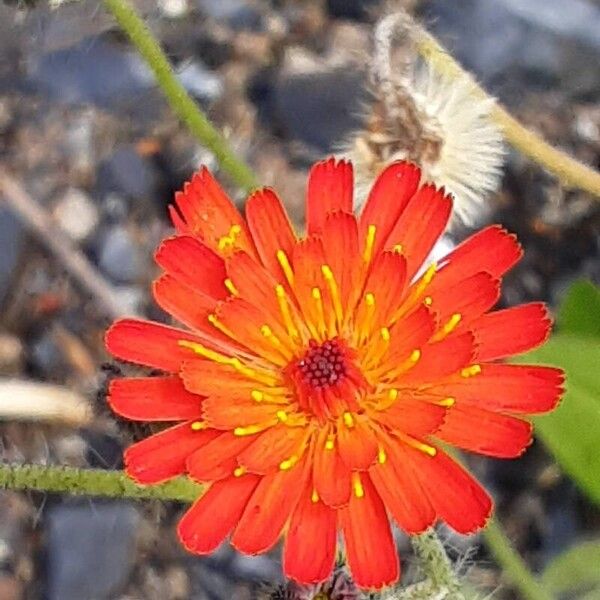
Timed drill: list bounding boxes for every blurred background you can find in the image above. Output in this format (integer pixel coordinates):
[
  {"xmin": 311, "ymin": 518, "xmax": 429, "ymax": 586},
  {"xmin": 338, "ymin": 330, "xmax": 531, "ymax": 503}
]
[{"xmin": 0, "ymin": 0, "xmax": 599, "ymax": 598}]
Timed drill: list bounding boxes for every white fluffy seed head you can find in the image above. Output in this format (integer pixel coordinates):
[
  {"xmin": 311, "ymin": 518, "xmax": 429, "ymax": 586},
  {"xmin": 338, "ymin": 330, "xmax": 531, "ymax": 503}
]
[{"xmin": 340, "ymin": 12, "xmax": 505, "ymax": 230}]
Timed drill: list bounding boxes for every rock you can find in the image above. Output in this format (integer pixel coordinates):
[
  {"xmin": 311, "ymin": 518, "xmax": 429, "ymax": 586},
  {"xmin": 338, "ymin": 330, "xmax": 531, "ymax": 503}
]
[
  {"xmin": 97, "ymin": 145, "xmax": 159, "ymax": 201},
  {"xmin": 176, "ymin": 61, "xmax": 224, "ymax": 102},
  {"xmin": 230, "ymin": 553, "xmax": 282, "ymax": 583},
  {"xmin": 0, "ymin": 333, "xmax": 24, "ymax": 376},
  {"xmin": 26, "ymin": 38, "xmax": 154, "ymax": 107},
  {"xmin": 45, "ymin": 502, "xmax": 138, "ymax": 600},
  {"xmin": 98, "ymin": 225, "xmax": 144, "ymax": 284},
  {"xmin": 0, "ymin": 208, "xmax": 25, "ymax": 305},
  {"xmin": 251, "ymin": 52, "xmax": 369, "ymax": 153},
  {"xmin": 197, "ymin": 0, "xmax": 265, "ymax": 31},
  {"xmin": 326, "ymin": 0, "xmax": 382, "ymax": 21},
  {"xmin": 52, "ymin": 188, "xmax": 99, "ymax": 242},
  {"xmin": 30, "ymin": 331, "xmax": 64, "ymax": 380},
  {"xmin": 425, "ymin": 0, "xmax": 600, "ymax": 100}
]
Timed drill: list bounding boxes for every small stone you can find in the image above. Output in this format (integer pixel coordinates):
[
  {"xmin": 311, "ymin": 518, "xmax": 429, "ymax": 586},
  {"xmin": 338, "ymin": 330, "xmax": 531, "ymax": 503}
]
[
  {"xmin": 98, "ymin": 225, "xmax": 143, "ymax": 284},
  {"xmin": 158, "ymin": 0, "xmax": 189, "ymax": 18},
  {"xmin": 177, "ymin": 61, "xmax": 224, "ymax": 102},
  {"xmin": 46, "ymin": 502, "xmax": 138, "ymax": 600},
  {"xmin": 53, "ymin": 188, "xmax": 99, "ymax": 242},
  {"xmin": 0, "ymin": 333, "xmax": 24, "ymax": 376}
]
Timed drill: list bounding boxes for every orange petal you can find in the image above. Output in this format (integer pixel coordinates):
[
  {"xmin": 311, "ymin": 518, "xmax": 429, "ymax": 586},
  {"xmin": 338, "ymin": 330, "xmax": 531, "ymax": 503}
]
[
  {"xmin": 400, "ymin": 332, "xmax": 475, "ymax": 385},
  {"xmin": 369, "ymin": 436, "xmax": 435, "ymax": 534},
  {"xmin": 283, "ymin": 486, "xmax": 337, "ymax": 585},
  {"xmin": 435, "ymin": 225, "xmax": 522, "ymax": 288},
  {"xmin": 177, "ymin": 474, "xmax": 260, "ymax": 554},
  {"xmin": 124, "ymin": 422, "xmax": 219, "ymax": 484},
  {"xmin": 238, "ymin": 425, "xmax": 312, "ymax": 474},
  {"xmin": 226, "ymin": 251, "xmax": 283, "ymax": 324},
  {"xmin": 187, "ymin": 431, "xmax": 255, "ymax": 481},
  {"xmin": 105, "ymin": 319, "xmax": 203, "ymax": 372},
  {"xmin": 359, "ymin": 162, "xmax": 421, "ymax": 257},
  {"xmin": 153, "ymin": 275, "xmax": 236, "ymax": 349},
  {"xmin": 361, "ymin": 251, "xmax": 408, "ymax": 329},
  {"xmin": 470, "ymin": 303, "xmax": 551, "ymax": 361},
  {"xmin": 202, "ymin": 395, "xmax": 285, "ymax": 430},
  {"xmin": 155, "ymin": 236, "xmax": 228, "ymax": 299},
  {"xmin": 246, "ymin": 188, "xmax": 297, "ymax": 277},
  {"xmin": 306, "ymin": 158, "xmax": 353, "ymax": 235},
  {"xmin": 372, "ymin": 396, "xmax": 446, "ymax": 438},
  {"xmin": 215, "ymin": 296, "xmax": 291, "ymax": 363},
  {"xmin": 336, "ymin": 417, "xmax": 378, "ymax": 470},
  {"xmin": 170, "ymin": 167, "xmax": 257, "ymax": 258},
  {"xmin": 108, "ymin": 376, "xmax": 202, "ymax": 421},
  {"xmin": 410, "ymin": 447, "xmax": 492, "ymax": 534},
  {"xmin": 384, "ymin": 305, "xmax": 436, "ymax": 365},
  {"xmin": 321, "ymin": 211, "xmax": 362, "ymax": 311},
  {"xmin": 430, "ymin": 272, "xmax": 500, "ymax": 327},
  {"xmin": 385, "ymin": 184, "xmax": 452, "ymax": 280},
  {"xmin": 428, "ymin": 364, "xmax": 564, "ymax": 414},
  {"xmin": 435, "ymin": 405, "xmax": 532, "ymax": 458},
  {"xmin": 313, "ymin": 426, "xmax": 351, "ymax": 507},
  {"xmin": 231, "ymin": 457, "xmax": 309, "ymax": 554},
  {"xmin": 181, "ymin": 359, "xmax": 275, "ymax": 400},
  {"xmin": 339, "ymin": 473, "xmax": 400, "ymax": 590}
]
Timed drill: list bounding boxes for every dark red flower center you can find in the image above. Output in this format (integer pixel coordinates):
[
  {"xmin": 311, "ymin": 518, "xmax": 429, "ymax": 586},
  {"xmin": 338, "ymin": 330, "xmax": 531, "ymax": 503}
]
[
  {"xmin": 287, "ymin": 338, "xmax": 368, "ymax": 422},
  {"xmin": 297, "ymin": 338, "xmax": 347, "ymax": 389}
]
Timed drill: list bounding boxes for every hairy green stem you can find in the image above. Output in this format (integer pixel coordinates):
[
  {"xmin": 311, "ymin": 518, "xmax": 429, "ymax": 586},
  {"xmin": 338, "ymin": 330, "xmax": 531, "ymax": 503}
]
[
  {"xmin": 483, "ymin": 518, "xmax": 553, "ymax": 600},
  {"xmin": 101, "ymin": 0, "xmax": 258, "ymax": 191},
  {"xmin": 0, "ymin": 464, "xmax": 202, "ymax": 503},
  {"xmin": 410, "ymin": 530, "xmax": 465, "ymax": 600}
]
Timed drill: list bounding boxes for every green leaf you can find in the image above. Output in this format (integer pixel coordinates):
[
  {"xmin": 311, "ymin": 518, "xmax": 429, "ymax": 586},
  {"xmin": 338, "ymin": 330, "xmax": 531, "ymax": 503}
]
[
  {"xmin": 541, "ymin": 540, "xmax": 600, "ymax": 596},
  {"xmin": 515, "ymin": 334, "xmax": 600, "ymax": 505},
  {"xmin": 557, "ymin": 279, "xmax": 600, "ymax": 338}
]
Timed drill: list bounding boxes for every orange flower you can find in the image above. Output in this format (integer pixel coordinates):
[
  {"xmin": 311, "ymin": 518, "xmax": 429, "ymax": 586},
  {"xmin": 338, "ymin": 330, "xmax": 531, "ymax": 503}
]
[{"xmin": 105, "ymin": 159, "xmax": 563, "ymax": 590}]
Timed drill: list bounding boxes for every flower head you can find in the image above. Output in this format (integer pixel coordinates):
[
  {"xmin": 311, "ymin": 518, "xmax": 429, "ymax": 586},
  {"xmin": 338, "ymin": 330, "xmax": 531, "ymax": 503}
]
[{"xmin": 105, "ymin": 159, "xmax": 562, "ymax": 590}]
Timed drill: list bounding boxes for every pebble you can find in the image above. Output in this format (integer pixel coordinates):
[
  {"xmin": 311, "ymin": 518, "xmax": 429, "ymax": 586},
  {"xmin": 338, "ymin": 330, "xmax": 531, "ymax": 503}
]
[
  {"xmin": 97, "ymin": 146, "xmax": 159, "ymax": 201},
  {"xmin": 0, "ymin": 208, "xmax": 25, "ymax": 305},
  {"xmin": 98, "ymin": 225, "xmax": 144, "ymax": 284},
  {"xmin": 176, "ymin": 61, "xmax": 224, "ymax": 103},
  {"xmin": 0, "ymin": 333, "xmax": 24, "ymax": 376},
  {"xmin": 45, "ymin": 502, "xmax": 139, "ymax": 600},
  {"xmin": 52, "ymin": 188, "xmax": 99, "ymax": 242}
]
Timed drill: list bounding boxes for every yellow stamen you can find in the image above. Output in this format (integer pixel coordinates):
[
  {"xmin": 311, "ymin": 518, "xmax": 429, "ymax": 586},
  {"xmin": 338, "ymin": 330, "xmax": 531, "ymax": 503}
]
[
  {"xmin": 275, "ymin": 285, "xmax": 299, "ymax": 341},
  {"xmin": 437, "ymin": 396, "xmax": 456, "ymax": 407},
  {"xmin": 398, "ymin": 433, "xmax": 437, "ymax": 456},
  {"xmin": 190, "ymin": 421, "xmax": 207, "ymax": 431},
  {"xmin": 343, "ymin": 412, "xmax": 355, "ymax": 428},
  {"xmin": 378, "ymin": 448, "xmax": 387, "ymax": 464},
  {"xmin": 178, "ymin": 340, "xmax": 235, "ymax": 365},
  {"xmin": 380, "ymin": 327, "xmax": 391, "ymax": 342},
  {"xmin": 325, "ymin": 435, "xmax": 335, "ymax": 450},
  {"xmin": 321, "ymin": 264, "xmax": 344, "ymax": 329},
  {"xmin": 311, "ymin": 489, "xmax": 320, "ymax": 503},
  {"xmin": 410, "ymin": 349, "xmax": 421, "ymax": 363},
  {"xmin": 352, "ymin": 472, "xmax": 365, "ymax": 498},
  {"xmin": 251, "ymin": 390, "xmax": 264, "ymax": 402},
  {"xmin": 233, "ymin": 466, "xmax": 246, "ymax": 477},
  {"xmin": 207, "ymin": 313, "xmax": 237, "ymax": 340},
  {"xmin": 424, "ymin": 296, "xmax": 433, "ymax": 306},
  {"xmin": 393, "ymin": 244, "xmax": 403, "ymax": 254},
  {"xmin": 218, "ymin": 224, "xmax": 242, "ymax": 251},
  {"xmin": 279, "ymin": 455, "xmax": 299, "ymax": 470},
  {"xmin": 224, "ymin": 278, "xmax": 238, "ymax": 295},
  {"xmin": 276, "ymin": 249, "xmax": 295, "ymax": 286},
  {"xmin": 432, "ymin": 313, "xmax": 462, "ymax": 342},
  {"xmin": 311, "ymin": 287, "xmax": 327, "ymax": 338},
  {"xmin": 388, "ymin": 388, "xmax": 399, "ymax": 401},
  {"xmin": 363, "ymin": 224, "xmax": 377, "ymax": 263},
  {"xmin": 234, "ymin": 424, "xmax": 270, "ymax": 436},
  {"xmin": 461, "ymin": 364, "xmax": 482, "ymax": 378},
  {"xmin": 276, "ymin": 410, "xmax": 288, "ymax": 422}
]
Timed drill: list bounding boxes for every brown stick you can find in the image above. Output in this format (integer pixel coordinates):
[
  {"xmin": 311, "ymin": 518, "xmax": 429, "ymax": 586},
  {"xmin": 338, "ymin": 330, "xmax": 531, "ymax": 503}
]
[{"xmin": 0, "ymin": 168, "xmax": 139, "ymax": 320}]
